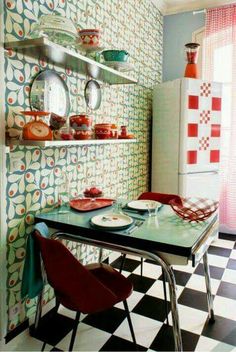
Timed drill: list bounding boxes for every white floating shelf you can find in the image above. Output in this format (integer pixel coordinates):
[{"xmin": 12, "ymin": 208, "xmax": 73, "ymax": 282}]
[
  {"xmin": 6, "ymin": 138, "xmax": 137, "ymax": 151},
  {"xmin": 4, "ymin": 38, "xmax": 137, "ymax": 85}
]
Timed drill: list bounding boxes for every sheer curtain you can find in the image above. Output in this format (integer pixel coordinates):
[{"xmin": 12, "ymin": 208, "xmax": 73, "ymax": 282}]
[{"xmin": 203, "ymin": 5, "xmax": 236, "ymax": 234}]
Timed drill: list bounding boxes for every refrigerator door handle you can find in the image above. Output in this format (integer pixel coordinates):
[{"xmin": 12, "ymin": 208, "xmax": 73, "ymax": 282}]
[{"xmin": 179, "ymin": 170, "xmax": 219, "ymax": 176}]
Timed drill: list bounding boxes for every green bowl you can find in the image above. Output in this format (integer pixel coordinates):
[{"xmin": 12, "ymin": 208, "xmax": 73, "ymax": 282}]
[{"xmin": 102, "ymin": 50, "xmax": 129, "ymax": 62}]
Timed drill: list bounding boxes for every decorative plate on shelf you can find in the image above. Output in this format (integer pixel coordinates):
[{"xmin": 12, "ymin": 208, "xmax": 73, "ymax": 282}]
[
  {"xmin": 70, "ymin": 198, "xmax": 114, "ymax": 212},
  {"xmin": 127, "ymin": 200, "xmax": 162, "ymax": 211},
  {"xmin": 91, "ymin": 213, "xmax": 133, "ymax": 230},
  {"xmin": 103, "ymin": 61, "xmax": 134, "ymax": 72}
]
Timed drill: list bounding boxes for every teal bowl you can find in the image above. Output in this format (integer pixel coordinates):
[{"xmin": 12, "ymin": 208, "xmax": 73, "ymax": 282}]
[{"xmin": 102, "ymin": 50, "xmax": 129, "ymax": 62}]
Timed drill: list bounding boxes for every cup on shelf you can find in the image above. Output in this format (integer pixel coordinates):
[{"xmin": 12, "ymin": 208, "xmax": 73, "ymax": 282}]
[
  {"xmin": 78, "ymin": 29, "xmax": 101, "ymax": 48},
  {"xmin": 58, "ymin": 125, "xmax": 74, "ymax": 140},
  {"xmin": 94, "ymin": 123, "xmax": 112, "ymax": 139}
]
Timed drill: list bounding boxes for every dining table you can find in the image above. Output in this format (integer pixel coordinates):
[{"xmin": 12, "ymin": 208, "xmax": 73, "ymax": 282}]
[{"xmin": 34, "ymin": 201, "xmax": 218, "ymax": 352}]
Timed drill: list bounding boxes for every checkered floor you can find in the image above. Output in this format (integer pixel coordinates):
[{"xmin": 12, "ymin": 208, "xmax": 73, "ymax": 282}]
[{"xmin": 10, "ymin": 233, "xmax": 236, "ymax": 351}]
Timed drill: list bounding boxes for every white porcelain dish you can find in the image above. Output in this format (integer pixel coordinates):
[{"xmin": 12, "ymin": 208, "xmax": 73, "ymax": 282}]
[
  {"xmin": 103, "ymin": 61, "xmax": 134, "ymax": 72},
  {"xmin": 91, "ymin": 213, "xmax": 133, "ymax": 229},
  {"xmin": 127, "ymin": 200, "xmax": 162, "ymax": 211},
  {"xmin": 29, "ymin": 15, "xmax": 78, "ymax": 44},
  {"xmin": 38, "ymin": 15, "xmax": 78, "ymax": 36}
]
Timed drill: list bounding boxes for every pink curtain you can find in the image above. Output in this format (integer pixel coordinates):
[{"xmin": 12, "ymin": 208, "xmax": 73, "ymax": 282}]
[{"xmin": 203, "ymin": 5, "xmax": 236, "ymax": 233}]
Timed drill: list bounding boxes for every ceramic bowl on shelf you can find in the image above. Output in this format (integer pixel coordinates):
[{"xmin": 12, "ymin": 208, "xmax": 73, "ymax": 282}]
[
  {"xmin": 94, "ymin": 123, "xmax": 112, "ymax": 139},
  {"xmin": 101, "ymin": 50, "xmax": 129, "ymax": 62},
  {"xmin": 169, "ymin": 197, "xmax": 219, "ymax": 222},
  {"xmin": 58, "ymin": 125, "xmax": 74, "ymax": 140},
  {"xmin": 50, "ymin": 113, "xmax": 67, "ymax": 130},
  {"xmin": 70, "ymin": 114, "xmax": 93, "ymax": 131},
  {"xmin": 74, "ymin": 130, "xmax": 93, "ymax": 140},
  {"xmin": 78, "ymin": 29, "xmax": 101, "ymax": 48}
]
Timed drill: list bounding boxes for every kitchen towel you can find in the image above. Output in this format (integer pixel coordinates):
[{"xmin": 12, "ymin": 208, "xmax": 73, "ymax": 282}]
[{"xmin": 21, "ymin": 222, "xmax": 49, "ymax": 299}]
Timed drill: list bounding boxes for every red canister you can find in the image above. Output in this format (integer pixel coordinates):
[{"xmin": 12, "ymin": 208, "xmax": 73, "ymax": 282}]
[
  {"xmin": 94, "ymin": 123, "xmax": 112, "ymax": 139},
  {"xmin": 70, "ymin": 114, "xmax": 92, "ymax": 131}
]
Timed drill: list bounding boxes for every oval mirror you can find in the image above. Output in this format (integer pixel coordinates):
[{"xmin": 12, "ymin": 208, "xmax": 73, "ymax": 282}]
[
  {"xmin": 30, "ymin": 70, "xmax": 70, "ymax": 116},
  {"xmin": 84, "ymin": 80, "xmax": 102, "ymax": 110}
]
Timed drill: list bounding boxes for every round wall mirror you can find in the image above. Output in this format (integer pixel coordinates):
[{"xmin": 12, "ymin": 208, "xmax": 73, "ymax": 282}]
[
  {"xmin": 30, "ymin": 70, "xmax": 70, "ymax": 116},
  {"xmin": 84, "ymin": 80, "xmax": 102, "ymax": 110}
]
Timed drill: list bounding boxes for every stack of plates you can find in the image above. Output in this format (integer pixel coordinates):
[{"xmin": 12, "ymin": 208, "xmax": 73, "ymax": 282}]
[
  {"xmin": 103, "ymin": 61, "xmax": 133, "ymax": 72},
  {"xmin": 30, "ymin": 15, "xmax": 78, "ymax": 45}
]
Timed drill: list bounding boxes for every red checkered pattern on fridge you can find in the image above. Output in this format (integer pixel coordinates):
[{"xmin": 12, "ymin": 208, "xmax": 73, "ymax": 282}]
[
  {"xmin": 187, "ymin": 150, "xmax": 197, "ymax": 164},
  {"xmin": 199, "ymin": 137, "xmax": 210, "ymax": 151},
  {"xmin": 188, "ymin": 123, "xmax": 198, "ymax": 137},
  {"xmin": 200, "ymin": 83, "xmax": 211, "ymax": 97},
  {"xmin": 211, "ymin": 124, "xmax": 221, "ymax": 137},
  {"xmin": 200, "ymin": 110, "xmax": 211, "ymax": 124},
  {"xmin": 188, "ymin": 95, "xmax": 199, "ymax": 109},
  {"xmin": 210, "ymin": 150, "xmax": 220, "ymax": 163},
  {"xmin": 212, "ymin": 97, "xmax": 222, "ymax": 111}
]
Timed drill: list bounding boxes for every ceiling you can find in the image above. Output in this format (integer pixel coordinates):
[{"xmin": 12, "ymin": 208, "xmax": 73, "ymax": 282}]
[{"xmin": 154, "ymin": 0, "xmax": 236, "ymax": 15}]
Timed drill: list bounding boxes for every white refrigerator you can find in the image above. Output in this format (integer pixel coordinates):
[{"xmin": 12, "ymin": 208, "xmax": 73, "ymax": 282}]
[{"xmin": 152, "ymin": 78, "xmax": 222, "ymax": 201}]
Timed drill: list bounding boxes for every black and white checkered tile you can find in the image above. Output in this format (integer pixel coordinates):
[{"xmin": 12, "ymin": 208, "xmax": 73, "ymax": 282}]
[{"xmin": 15, "ymin": 233, "xmax": 236, "ymax": 351}]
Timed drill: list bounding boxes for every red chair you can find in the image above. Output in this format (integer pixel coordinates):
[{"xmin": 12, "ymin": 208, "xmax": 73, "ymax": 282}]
[
  {"xmin": 120, "ymin": 192, "xmax": 182, "ymax": 325},
  {"xmin": 34, "ymin": 228, "xmax": 136, "ymax": 351}
]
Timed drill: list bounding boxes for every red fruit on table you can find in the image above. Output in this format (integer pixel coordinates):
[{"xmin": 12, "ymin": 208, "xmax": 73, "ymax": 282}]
[{"xmin": 84, "ymin": 186, "xmax": 102, "ymax": 197}]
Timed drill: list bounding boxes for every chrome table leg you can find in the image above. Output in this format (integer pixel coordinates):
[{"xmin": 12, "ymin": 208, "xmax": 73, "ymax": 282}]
[
  {"xmin": 34, "ymin": 291, "xmax": 43, "ymax": 329},
  {"xmin": 165, "ymin": 265, "xmax": 183, "ymax": 351},
  {"xmin": 203, "ymin": 252, "xmax": 215, "ymax": 322},
  {"xmin": 98, "ymin": 248, "xmax": 103, "ymax": 263}
]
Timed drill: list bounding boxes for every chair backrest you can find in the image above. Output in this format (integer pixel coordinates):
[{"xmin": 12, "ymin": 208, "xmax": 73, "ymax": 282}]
[
  {"xmin": 138, "ymin": 191, "xmax": 182, "ymax": 205},
  {"xmin": 34, "ymin": 231, "xmax": 118, "ymax": 313}
]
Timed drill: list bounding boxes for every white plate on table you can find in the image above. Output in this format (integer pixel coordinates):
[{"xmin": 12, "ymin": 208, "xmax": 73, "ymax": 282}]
[
  {"xmin": 91, "ymin": 213, "xmax": 133, "ymax": 230},
  {"xmin": 127, "ymin": 200, "xmax": 162, "ymax": 211}
]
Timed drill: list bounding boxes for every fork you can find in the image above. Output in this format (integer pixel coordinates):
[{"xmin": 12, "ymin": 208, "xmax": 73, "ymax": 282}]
[{"xmin": 127, "ymin": 220, "xmax": 143, "ymax": 234}]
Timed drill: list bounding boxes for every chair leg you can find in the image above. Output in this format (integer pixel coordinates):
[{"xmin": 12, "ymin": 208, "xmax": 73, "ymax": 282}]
[
  {"xmin": 123, "ymin": 300, "xmax": 137, "ymax": 349},
  {"xmin": 55, "ymin": 297, "xmax": 60, "ymax": 312},
  {"xmin": 140, "ymin": 257, "xmax": 144, "ymax": 277},
  {"xmin": 69, "ymin": 311, "xmax": 80, "ymax": 351},
  {"xmin": 41, "ymin": 341, "xmax": 47, "ymax": 351},
  {"xmin": 119, "ymin": 254, "xmax": 126, "ymax": 273},
  {"xmin": 162, "ymin": 267, "xmax": 169, "ymax": 325}
]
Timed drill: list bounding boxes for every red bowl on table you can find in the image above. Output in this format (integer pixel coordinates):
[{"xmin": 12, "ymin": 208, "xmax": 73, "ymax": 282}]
[
  {"xmin": 169, "ymin": 197, "xmax": 219, "ymax": 222},
  {"xmin": 94, "ymin": 123, "xmax": 112, "ymax": 139}
]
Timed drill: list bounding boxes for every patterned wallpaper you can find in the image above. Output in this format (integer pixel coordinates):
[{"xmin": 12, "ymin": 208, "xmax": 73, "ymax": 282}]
[{"xmin": 4, "ymin": 0, "xmax": 163, "ymax": 334}]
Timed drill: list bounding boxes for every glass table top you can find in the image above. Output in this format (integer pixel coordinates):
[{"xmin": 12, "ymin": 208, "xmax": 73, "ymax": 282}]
[{"xmin": 35, "ymin": 203, "xmax": 217, "ymax": 257}]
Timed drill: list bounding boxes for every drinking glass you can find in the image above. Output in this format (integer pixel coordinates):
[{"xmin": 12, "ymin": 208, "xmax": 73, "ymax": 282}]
[
  {"xmin": 113, "ymin": 197, "xmax": 124, "ymax": 214},
  {"xmin": 147, "ymin": 201, "xmax": 158, "ymax": 217}
]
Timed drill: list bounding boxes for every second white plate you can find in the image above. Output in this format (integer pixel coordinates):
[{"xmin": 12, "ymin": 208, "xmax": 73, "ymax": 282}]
[{"xmin": 127, "ymin": 200, "xmax": 162, "ymax": 211}]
